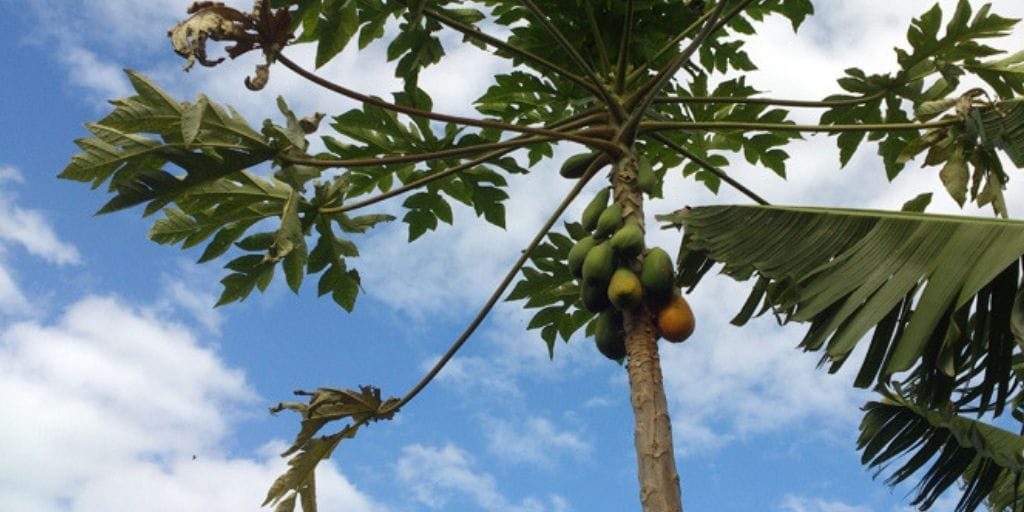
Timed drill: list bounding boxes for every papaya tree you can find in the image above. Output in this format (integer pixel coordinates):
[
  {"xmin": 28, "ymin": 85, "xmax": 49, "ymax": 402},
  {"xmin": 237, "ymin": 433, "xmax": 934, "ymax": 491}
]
[{"xmin": 58, "ymin": 0, "xmax": 1024, "ymax": 510}]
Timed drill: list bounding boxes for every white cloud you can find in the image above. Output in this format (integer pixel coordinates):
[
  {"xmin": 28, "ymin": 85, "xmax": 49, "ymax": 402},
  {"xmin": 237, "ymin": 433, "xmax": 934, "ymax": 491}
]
[
  {"xmin": 155, "ymin": 260, "xmax": 225, "ymax": 335},
  {"xmin": 483, "ymin": 416, "xmax": 591, "ymax": 467},
  {"xmin": 0, "ymin": 165, "xmax": 81, "ymax": 316},
  {"xmin": 395, "ymin": 443, "xmax": 566, "ymax": 512},
  {"xmin": 0, "ymin": 168, "xmax": 80, "ymax": 266},
  {"xmin": 55, "ymin": 44, "xmax": 132, "ymax": 104},
  {"xmin": 0, "ymin": 264, "xmax": 31, "ymax": 316},
  {"xmin": 892, "ymin": 492, "xmax": 959, "ymax": 512},
  {"xmin": 0, "ymin": 165, "xmax": 23, "ymax": 184},
  {"xmin": 0, "ymin": 295, "xmax": 384, "ymax": 512},
  {"xmin": 65, "ymin": 442, "xmax": 384, "ymax": 512},
  {"xmin": 780, "ymin": 495, "xmax": 872, "ymax": 512}
]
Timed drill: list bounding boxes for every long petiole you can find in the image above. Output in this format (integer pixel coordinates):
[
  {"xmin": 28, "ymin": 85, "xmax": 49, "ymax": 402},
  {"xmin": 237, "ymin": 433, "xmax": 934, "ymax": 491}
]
[
  {"xmin": 316, "ymin": 112, "xmax": 607, "ymax": 214},
  {"xmin": 380, "ymin": 156, "xmax": 608, "ymax": 415},
  {"xmin": 584, "ymin": 2, "xmax": 612, "ymax": 75},
  {"xmin": 618, "ymin": 0, "xmax": 730, "ymax": 143},
  {"xmin": 654, "ymin": 91, "xmax": 888, "ymax": 109},
  {"xmin": 624, "ymin": 3, "xmax": 717, "ymax": 87},
  {"xmin": 639, "ymin": 118, "xmax": 959, "ymax": 134},
  {"xmin": 519, "ymin": 0, "xmax": 622, "ymax": 119},
  {"xmin": 649, "ymin": 133, "xmax": 770, "ymax": 205},
  {"xmin": 276, "ymin": 53, "xmax": 620, "ymax": 153},
  {"xmin": 615, "ymin": 0, "xmax": 635, "ymax": 95},
  {"xmin": 317, "ymin": 144, "xmax": 526, "ymax": 215},
  {"xmin": 417, "ymin": 4, "xmax": 606, "ymax": 100},
  {"xmin": 284, "ymin": 136, "xmax": 553, "ymax": 169}
]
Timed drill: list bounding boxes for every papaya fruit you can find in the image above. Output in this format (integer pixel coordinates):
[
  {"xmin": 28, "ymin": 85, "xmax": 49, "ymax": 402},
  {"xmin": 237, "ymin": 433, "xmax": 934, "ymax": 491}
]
[
  {"xmin": 641, "ymin": 247, "xmax": 675, "ymax": 305},
  {"xmin": 581, "ymin": 188, "xmax": 610, "ymax": 232},
  {"xmin": 594, "ymin": 310, "xmax": 626, "ymax": 360},
  {"xmin": 580, "ymin": 280, "xmax": 611, "ymax": 313},
  {"xmin": 608, "ymin": 267, "xmax": 643, "ymax": 310},
  {"xmin": 567, "ymin": 236, "xmax": 597, "ymax": 279},
  {"xmin": 657, "ymin": 292, "xmax": 695, "ymax": 343},
  {"xmin": 560, "ymin": 152, "xmax": 596, "ymax": 179},
  {"xmin": 637, "ymin": 157, "xmax": 657, "ymax": 195},
  {"xmin": 609, "ymin": 221, "xmax": 644, "ymax": 259},
  {"xmin": 593, "ymin": 203, "xmax": 624, "ymax": 240},
  {"xmin": 581, "ymin": 242, "xmax": 614, "ymax": 284}
]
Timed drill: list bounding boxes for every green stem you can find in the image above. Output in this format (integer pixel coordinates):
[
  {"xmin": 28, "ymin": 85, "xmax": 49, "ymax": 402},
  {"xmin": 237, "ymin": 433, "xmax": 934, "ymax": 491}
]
[
  {"xmin": 649, "ymin": 133, "xmax": 769, "ymax": 205},
  {"xmin": 317, "ymin": 145, "xmax": 522, "ymax": 215},
  {"xmin": 418, "ymin": 5, "xmax": 604, "ymax": 99},
  {"xmin": 520, "ymin": 0, "xmax": 621, "ymax": 116},
  {"xmin": 275, "ymin": 53, "xmax": 619, "ymax": 153},
  {"xmin": 316, "ymin": 113, "xmax": 606, "ymax": 214},
  {"xmin": 654, "ymin": 91, "xmax": 887, "ymax": 108},
  {"xmin": 380, "ymin": 156, "xmax": 607, "ymax": 415},
  {"xmin": 618, "ymin": 0, "xmax": 730, "ymax": 144},
  {"xmin": 639, "ymin": 118, "xmax": 958, "ymax": 134},
  {"xmin": 283, "ymin": 136, "xmax": 551, "ymax": 169},
  {"xmin": 584, "ymin": 2, "xmax": 612, "ymax": 75},
  {"xmin": 615, "ymin": 0, "xmax": 635, "ymax": 94},
  {"xmin": 625, "ymin": 3, "xmax": 716, "ymax": 87}
]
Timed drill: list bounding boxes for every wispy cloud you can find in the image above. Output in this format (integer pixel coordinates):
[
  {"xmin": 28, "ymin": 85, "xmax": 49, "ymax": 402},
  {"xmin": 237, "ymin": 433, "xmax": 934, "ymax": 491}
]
[
  {"xmin": 780, "ymin": 495, "xmax": 872, "ymax": 512},
  {"xmin": 0, "ymin": 165, "xmax": 81, "ymax": 316},
  {"xmin": 154, "ymin": 260, "xmax": 225, "ymax": 335},
  {"xmin": 0, "ymin": 166, "xmax": 80, "ymax": 266},
  {"xmin": 396, "ymin": 442, "xmax": 567, "ymax": 512},
  {"xmin": 483, "ymin": 416, "xmax": 591, "ymax": 467}
]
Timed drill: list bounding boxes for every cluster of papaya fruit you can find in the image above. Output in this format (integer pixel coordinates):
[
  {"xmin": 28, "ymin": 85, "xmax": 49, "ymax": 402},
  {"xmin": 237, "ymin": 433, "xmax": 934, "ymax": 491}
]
[{"xmin": 565, "ymin": 182, "xmax": 695, "ymax": 362}]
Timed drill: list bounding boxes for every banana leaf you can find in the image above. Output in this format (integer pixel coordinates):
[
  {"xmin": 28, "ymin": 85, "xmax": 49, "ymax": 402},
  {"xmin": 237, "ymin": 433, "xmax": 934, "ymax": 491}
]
[
  {"xmin": 661, "ymin": 205, "xmax": 1024, "ymax": 413},
  {"xmin": 859, "ymin": 385, "xmax": 1024, "ymax": 511}
]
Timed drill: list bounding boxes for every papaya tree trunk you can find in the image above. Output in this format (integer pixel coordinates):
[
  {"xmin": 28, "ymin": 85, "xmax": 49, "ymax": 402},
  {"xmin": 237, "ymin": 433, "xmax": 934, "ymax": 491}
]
[
  {"xmin": 624, "ymin": 308, "xmax": 682, "ymax": 512},
  {"xmin": 614, "ymin": 155, "xmax": 683, "ymax": 512}
]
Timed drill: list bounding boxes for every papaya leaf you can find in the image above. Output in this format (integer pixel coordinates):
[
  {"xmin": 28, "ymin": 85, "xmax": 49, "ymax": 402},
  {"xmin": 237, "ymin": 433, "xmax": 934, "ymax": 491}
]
[
  {"xmin": 59, "ymin": 70, "xmax": 281, "ymax": 217},
  {"xmin": 901, "ymin": 192, "xmax": 933, "ymax": 213},
  {"xmin": 265, "ymin": 386, "xmax": 399, "ymax": 509},
  {"xmin": 305, "ymin": 217, "xmax": 363, "ymax": 311},
  {"xmin": 315, "ymin": 0, "xmax": 358, "ymax": 68},
  {"xmin": 507, "ymin": 230, "xmax": 589, "ymax": 357},
  {"xmin": 940, "ymin": 146, "xmax": 969, "ymax": 205}
]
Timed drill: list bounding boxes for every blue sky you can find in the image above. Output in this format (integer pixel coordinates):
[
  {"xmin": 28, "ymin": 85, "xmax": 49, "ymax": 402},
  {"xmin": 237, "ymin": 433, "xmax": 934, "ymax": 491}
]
[{"xmin": 2, "ymin": 1, "xmax": 1024, "ymax": 511}]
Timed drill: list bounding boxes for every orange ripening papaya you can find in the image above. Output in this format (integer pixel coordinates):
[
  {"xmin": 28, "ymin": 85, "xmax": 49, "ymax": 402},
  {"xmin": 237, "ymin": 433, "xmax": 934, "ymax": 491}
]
[{"xmin": 656, "ymin": 293, "xmax": 695, "ymax": 343}]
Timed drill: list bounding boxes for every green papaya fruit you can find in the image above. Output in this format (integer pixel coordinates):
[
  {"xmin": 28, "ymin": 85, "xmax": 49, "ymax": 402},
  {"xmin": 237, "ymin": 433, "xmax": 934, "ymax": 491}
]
[
  {"xmin": 593, "ymin": 203, "xmax": 624, "ymax": 240},
  {"xmin": 594, "ymin": 310, "xmax": 626, "ymax": 360},
  {"xmin": 641, "ymin": 247, "xmax": 674, "ymax": 305},
  {"xmin": 581, "ymin": 242, "xmax": 614, "ymax": 284},
  {"xmin": 580, "ymin": 279, "xmax": 612, "ymax": 313},
  {"xmin": 609, "ymin": 221, "xmax": 644, "ymax": 259},
  {"xmin": 581, "ymin": 188, "xmax": 610, "ymax": 232},
  {"xmin": 567, "ymin": 236, "xmax": 597, "ymax": 278},
  {"xmin": 608, "ymin": 267, "xmax": 643, "ymax": 310},
  {"xmin": 637, "ymin": 157, "xmax": 657, "ymax": 195},
  {"xmin": 560, "ymin": 152, "xmax": 596, "ymax": 179}
]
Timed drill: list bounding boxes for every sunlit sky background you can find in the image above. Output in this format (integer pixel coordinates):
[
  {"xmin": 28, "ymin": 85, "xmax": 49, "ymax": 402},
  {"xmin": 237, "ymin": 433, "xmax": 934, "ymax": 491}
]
[{"xmin": 2, "ymin": 1, "xmax": 1024, "ymax": 511}]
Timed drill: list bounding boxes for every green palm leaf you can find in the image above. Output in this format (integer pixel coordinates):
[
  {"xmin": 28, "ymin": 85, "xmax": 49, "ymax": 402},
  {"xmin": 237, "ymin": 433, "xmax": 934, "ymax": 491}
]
[
  {"xmin": 859, "ymin": 386, "xmax": 1024, "ymax": 511},
  {"xmin": 662, "ymin": 205, "xmax": 1024, "ymax": 412}
]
